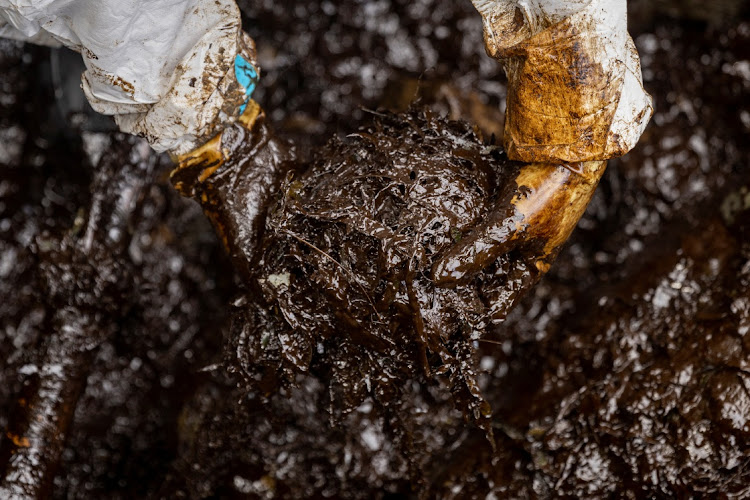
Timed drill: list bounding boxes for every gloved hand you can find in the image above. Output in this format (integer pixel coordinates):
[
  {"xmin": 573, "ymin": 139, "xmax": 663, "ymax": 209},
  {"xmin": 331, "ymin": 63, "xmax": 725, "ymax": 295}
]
[
  {"xmin": 0, "ymin": 0, "xmax": 258, "ymax": 155},
  {"xmin": 433, "ymin": 160, "xmax": 606, "ymax": 286},
  {"xmin": 170, "ymin": 100, "xmax": 297, "ymax": 280},
  {"xmin": 472, "ymin": 0, "xmax": 652, "ymax": 163},
  {"xmin": 0, "ymin": 0, "xmax": 292, "ymax": 274},
  {"xmin": 433, "ymin": 0, "xmax": 652, "ymax": 288}
]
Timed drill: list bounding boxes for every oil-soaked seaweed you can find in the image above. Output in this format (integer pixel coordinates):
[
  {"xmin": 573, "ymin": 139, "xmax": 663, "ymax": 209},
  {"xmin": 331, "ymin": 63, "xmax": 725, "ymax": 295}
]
[{"xmin": 229, "ymin": 110, "xmax": 526, "ymax": 444}]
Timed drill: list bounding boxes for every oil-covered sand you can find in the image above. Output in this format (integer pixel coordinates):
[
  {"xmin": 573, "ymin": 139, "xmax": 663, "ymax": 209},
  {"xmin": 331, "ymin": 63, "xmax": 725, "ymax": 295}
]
[{"xmin": 1, "ymin": 1, "xmax": 749, "ymax": 497}]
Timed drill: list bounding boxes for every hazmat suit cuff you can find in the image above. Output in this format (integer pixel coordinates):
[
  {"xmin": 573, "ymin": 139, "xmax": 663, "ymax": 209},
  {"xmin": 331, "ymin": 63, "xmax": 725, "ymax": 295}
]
[
  {"xmin": 473, "ymin": 0, "xmax": 653, "ymax": 163},
  {"xmin": 84, "ymin": 31, "xmax": 260, "ymax": 156}
]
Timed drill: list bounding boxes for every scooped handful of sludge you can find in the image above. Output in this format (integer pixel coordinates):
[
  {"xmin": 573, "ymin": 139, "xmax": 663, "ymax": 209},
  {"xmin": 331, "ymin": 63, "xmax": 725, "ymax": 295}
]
[{"xmin": 226, "ymin": 110, "xmax": 544, "ymax": 436}]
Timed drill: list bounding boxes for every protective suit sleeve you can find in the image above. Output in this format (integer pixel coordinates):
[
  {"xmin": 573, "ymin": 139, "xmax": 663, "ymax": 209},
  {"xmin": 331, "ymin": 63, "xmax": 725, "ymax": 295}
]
[
  {"xmin": 472, "ymin": 0, "xmax": 653, "ymax": 163},
  {"xmin": 0, "ymin": 0, "xmax": 259, "ymax": 155}
]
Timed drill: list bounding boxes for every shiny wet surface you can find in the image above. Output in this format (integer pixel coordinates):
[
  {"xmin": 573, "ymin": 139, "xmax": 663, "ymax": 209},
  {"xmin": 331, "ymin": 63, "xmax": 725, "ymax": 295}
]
[{"xmin": 0, "ymin": 1, "xmax": 749, "ymax": 498}]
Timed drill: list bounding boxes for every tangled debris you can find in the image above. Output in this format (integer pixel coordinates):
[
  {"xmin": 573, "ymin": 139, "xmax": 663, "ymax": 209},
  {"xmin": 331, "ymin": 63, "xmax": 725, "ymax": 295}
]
[{"xmin": 229, "ymin": 110, "xmax": 538, "ymax": 442}]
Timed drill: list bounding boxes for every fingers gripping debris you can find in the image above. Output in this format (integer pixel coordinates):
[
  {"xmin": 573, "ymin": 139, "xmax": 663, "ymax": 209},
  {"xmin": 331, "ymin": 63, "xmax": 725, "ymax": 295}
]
[
  {"xmin": 430, "ymin": 0, "xmax": 654, "ymax": 287},
  {"xmin": 471, "ymin": 0, "xmax": 653, "ymax": 163}
]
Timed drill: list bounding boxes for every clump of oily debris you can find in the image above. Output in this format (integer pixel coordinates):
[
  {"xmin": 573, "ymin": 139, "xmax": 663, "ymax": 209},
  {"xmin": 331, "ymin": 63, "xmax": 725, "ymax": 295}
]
[{"xmin": 228, "ymin": 110, "xmax": 533, "ymax": 438}]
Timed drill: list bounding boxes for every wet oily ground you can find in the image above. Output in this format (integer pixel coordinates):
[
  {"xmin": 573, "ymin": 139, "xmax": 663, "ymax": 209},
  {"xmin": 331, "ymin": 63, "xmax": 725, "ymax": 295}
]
[{"xmin": 1, "ymin": 1, "xmax": 750, "ymax": 498}]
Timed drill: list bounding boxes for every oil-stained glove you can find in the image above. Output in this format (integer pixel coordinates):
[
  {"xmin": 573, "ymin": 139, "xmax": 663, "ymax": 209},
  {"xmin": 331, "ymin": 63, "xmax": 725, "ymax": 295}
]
[
  {"xmin": 471, "ymin": 0, "xmax": 652, "ymax": 163},
  {"xmin": 170, "ymin": 100, "xmax": 297, "ymax": 280},
  {"xmin": 0, "ymin": 0, "xmax": 258, "ymax": 156},
  {"xmin": 0, "ymin": 0, "xmax": 292, "ymax": 274},
  {"xmin": 434, "ymin": 0, "xmax": 652, "ymax": 286},
  {"xmin": 433, "ymin": 160, "xmax": 606, "ymax": 286}
]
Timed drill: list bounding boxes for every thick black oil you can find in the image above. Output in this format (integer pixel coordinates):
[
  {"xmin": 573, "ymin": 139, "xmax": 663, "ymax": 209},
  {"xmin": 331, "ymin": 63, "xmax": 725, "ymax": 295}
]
[{"xmin": 1, "ymin": 1, "xmax": 749, "ymax": 498}]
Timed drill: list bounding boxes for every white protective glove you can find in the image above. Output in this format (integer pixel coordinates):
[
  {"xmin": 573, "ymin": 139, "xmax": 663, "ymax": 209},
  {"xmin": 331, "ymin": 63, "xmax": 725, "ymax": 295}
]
[
  {"xmin": 472, "ymin": 0, "xmax": 653, "ymax": 163},
  {"xmin": 0, "ymin": 0, "xmax": 259, "ymax": 155}
]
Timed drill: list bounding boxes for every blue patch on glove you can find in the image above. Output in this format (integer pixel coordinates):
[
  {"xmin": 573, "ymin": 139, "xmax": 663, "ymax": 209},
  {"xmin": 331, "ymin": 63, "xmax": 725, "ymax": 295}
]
[{"xmin": 234, "ymin": 54, "xmax": 258, "ymax": 115}]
